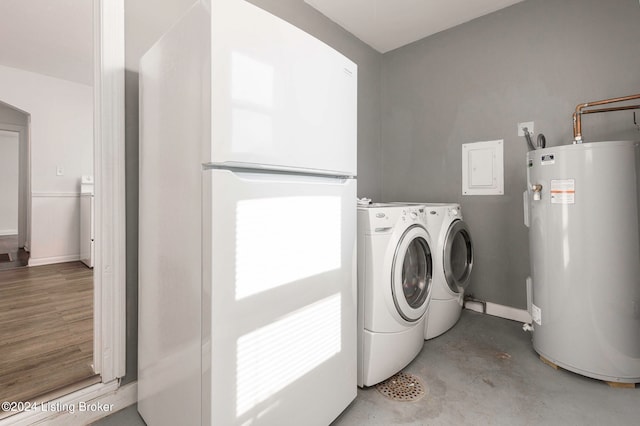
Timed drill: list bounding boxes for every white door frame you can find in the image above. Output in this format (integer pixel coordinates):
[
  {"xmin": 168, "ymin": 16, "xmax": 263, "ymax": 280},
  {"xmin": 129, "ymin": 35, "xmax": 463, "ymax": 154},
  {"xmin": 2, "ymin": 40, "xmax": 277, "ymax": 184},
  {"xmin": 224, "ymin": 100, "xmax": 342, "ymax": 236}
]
[{"xmin": 93, "ymin": 0, "xmax": 126, "ymax": 383}]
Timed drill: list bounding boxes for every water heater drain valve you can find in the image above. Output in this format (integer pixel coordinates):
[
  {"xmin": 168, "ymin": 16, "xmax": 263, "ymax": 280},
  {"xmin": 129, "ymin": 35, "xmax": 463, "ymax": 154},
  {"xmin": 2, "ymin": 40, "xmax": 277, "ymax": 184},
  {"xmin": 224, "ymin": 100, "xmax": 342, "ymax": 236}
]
[{"xmin": 531, "ymin": 184, "xmax": 543, "ymax": 201}]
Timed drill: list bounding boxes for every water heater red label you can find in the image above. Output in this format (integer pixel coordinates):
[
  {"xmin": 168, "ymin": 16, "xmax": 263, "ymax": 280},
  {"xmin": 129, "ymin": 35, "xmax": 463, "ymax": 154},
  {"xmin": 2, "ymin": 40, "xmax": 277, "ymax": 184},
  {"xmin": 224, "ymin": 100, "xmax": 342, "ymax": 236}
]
[{"xmin": 550, "ymin": 179, "xmax": 575, "ymax": 204}]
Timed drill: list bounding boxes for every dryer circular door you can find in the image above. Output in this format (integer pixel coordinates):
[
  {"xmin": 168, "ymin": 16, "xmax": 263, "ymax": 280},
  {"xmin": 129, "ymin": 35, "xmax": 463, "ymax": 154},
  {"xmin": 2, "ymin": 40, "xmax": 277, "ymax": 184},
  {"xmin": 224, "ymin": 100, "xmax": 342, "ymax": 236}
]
[
  {"xmin": 391, "ymin": 224, "xmax": 433, "ymax": 322},
  {"xmin": 443, "ymin": 220, "xmax": 473, "ymax": 292}
]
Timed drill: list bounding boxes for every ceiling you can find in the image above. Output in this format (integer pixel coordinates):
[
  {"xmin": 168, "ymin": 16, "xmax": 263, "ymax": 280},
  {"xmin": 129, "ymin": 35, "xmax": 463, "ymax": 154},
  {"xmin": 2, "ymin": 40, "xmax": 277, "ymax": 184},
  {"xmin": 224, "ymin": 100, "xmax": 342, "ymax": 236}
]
[
  {"xmin": 0, "ymin": 0, "xmax": 93, "ymax": 86},
  {"xmin": 304, "ymin": 0, "xmax": 526, "ymax": 53},
  {"xmin": 0, "ymin": 0, "xmax": 526, "ymax": 84}
]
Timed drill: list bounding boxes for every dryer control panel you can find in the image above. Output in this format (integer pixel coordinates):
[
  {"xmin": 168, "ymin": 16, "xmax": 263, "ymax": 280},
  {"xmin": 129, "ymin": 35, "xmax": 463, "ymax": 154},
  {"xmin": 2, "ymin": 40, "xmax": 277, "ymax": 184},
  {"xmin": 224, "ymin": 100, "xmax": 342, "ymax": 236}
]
[{"xmin": 448, "ymin": 206, "xmax": 461, "ymax": 218}]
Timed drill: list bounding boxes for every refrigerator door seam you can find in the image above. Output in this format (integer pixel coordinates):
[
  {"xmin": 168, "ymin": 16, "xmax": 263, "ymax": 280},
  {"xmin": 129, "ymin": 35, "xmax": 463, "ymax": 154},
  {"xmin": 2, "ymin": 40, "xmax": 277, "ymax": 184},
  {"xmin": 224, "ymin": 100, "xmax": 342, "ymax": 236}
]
[{"xmin": 203, "ymin": 162, "xmax": 356, "ymax": 180}]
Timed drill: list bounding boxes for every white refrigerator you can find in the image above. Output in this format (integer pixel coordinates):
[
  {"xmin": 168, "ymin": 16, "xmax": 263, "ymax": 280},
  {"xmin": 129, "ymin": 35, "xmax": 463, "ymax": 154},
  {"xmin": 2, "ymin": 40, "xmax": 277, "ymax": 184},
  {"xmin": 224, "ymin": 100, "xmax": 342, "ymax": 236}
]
[{"xmin": 138, "ymin": 1, "xmax": 358, "ymax": 425}]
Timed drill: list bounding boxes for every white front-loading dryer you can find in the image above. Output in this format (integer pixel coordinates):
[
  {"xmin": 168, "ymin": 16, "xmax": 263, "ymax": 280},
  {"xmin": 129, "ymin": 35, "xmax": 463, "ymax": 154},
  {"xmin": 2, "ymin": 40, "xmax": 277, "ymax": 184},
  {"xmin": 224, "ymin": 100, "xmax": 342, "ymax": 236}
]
[
  {"xmin": 357, "ymin": 203, "xmax": 433, "ymax": 387},
  {"xmin": 422, "ymin": 203, "xmax": 473, "ymax": 339}
]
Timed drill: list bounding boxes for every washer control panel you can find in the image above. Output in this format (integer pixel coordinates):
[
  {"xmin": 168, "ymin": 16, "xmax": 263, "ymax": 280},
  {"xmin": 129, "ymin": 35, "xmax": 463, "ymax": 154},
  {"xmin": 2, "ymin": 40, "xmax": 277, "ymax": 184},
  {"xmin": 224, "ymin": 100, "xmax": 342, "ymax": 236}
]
[{"xmin": 401, "ymin": 207, "xmax": 426, "ymax": 223}]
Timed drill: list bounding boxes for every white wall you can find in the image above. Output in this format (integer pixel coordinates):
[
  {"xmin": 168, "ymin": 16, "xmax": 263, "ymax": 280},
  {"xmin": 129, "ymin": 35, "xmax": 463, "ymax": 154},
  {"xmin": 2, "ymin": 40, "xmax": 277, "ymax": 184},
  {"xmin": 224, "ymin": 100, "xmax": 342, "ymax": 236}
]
[
  {"xmin": 0, "ymin": 130, "xmax": 19, "ymax": 235},
  {"xmin": 0, "ymin": 65, "xmax": 93, "ymax": 265}
]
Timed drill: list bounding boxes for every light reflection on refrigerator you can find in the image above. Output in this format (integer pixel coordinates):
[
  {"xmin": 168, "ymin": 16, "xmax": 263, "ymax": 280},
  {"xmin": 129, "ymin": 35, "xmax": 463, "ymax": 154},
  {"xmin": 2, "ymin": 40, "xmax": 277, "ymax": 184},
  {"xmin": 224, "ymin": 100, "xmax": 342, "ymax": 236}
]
[
  {"xmin": 235, "ymin": 293, "xmax": 342, "ymax": 418},
  {"xmin": 235, "ymin": 195, "xmax": 342, "ymax": 300}
]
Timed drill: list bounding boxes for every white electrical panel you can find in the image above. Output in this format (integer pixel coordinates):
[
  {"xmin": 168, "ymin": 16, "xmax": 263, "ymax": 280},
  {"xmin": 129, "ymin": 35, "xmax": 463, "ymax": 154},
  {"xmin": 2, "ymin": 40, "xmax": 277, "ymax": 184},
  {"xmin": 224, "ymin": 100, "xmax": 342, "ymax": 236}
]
[{"xmin": 462, "ymin": 140, "xmax": 504, "ymax": 195}]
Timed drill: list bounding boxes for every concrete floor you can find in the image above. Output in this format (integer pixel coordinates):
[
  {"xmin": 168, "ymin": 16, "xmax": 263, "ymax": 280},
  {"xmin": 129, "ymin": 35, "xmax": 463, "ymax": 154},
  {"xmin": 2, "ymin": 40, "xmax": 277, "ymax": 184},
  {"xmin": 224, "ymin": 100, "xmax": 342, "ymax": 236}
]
[{"xmin": 94, "ymin": 310, "xmax": 639, "ymax": 425}]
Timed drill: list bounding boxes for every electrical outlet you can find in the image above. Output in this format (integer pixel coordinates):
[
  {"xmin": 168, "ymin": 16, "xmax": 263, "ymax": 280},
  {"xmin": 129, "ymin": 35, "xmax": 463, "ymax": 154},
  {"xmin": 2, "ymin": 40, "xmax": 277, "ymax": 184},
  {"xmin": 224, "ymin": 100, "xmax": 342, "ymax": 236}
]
[
  {"xmin": 56, "ymin": 166, "xmax": 64, "ymax": 176},
  {"xmin": 518, "ymin": 121, "xmax": 534, "ymax": 136}
]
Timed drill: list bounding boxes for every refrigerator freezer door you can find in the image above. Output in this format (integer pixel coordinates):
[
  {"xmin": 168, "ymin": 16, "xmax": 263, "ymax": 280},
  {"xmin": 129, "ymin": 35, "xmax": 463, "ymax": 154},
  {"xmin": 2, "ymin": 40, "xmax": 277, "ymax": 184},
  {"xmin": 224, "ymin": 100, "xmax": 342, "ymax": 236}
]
[
  {"xmin": 211, "ymin": 0, "xmax": 357, "ymax": 175},
  {"xmin": 202, "ymin": 168, "xmax": 357, "ymax": 426}
]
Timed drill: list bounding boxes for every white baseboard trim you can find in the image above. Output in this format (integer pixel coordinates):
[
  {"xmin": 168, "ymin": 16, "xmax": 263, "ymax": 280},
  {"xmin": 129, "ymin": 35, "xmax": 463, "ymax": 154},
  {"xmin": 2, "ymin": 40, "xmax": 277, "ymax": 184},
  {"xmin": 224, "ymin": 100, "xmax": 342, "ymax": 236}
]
[
  {"xmin": 31, "ymin": 192, "xmax": 81, "ymax": 198},
  {"xmin": 0, "ymin": 230, "xmax": 18, "ymax": 236},
  {"xmin": 0, "ymin": 381, "xmax": 137, "ymax": 426},
  {"xmin": 465, "ymin": 300, "xmax": 532, "ymax": 323},
  {"xmin": 29, "ymin": 254, "xmax": 81, "ymax": 267}
]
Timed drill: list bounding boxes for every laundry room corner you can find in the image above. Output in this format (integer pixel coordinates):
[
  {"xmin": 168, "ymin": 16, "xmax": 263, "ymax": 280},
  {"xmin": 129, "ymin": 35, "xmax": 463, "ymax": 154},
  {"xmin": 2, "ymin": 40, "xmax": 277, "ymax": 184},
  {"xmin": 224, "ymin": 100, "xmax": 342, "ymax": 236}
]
[{"xmin": 379, "ymin": 0, "xmax": 640, "ymax": 312}]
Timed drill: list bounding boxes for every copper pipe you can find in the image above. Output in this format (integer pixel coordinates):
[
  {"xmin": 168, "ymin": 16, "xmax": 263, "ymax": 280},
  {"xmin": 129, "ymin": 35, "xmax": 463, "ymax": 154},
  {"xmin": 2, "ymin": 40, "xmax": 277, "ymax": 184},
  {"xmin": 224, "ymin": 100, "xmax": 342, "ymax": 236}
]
[
  {"xmin": 573, "ymin": 93, "xmax": 640, "ymax": 143},
  {"xmin": 580, "ymin": 104, "xmax": 640, "ymax": 115}
]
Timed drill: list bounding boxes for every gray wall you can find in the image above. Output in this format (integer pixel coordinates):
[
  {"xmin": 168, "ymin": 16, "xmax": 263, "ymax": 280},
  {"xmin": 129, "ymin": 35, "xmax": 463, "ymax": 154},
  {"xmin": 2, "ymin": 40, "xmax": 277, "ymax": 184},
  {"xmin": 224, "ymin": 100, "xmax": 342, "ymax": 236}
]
[
  {"xmin": 380, "ymin": 0, "xmax": 640, "ymax": 308},
  {"xmin": 123, "ymin": 0, "xmax": 381, "ymax": 383}
]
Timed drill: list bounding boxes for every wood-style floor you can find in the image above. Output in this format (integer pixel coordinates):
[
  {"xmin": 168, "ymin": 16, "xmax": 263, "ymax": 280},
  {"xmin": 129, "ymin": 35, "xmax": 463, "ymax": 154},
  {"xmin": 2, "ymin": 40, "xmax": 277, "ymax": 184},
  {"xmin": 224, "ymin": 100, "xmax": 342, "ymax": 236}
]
[{"xmin": 0, "ymin": 262, "xmax": 96, "ymax": 405}]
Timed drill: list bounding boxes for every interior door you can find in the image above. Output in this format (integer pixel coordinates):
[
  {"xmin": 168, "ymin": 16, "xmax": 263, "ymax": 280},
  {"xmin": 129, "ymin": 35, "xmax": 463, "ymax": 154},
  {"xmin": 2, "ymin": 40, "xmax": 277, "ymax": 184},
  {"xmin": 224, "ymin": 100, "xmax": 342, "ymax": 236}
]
[
  {"xmin": 203, "ymin": 168, "xmax": 357, "ymax": 426},
  {"xmin": 0, "ymin": 130, "xmax": 19, "ymax": 241}
]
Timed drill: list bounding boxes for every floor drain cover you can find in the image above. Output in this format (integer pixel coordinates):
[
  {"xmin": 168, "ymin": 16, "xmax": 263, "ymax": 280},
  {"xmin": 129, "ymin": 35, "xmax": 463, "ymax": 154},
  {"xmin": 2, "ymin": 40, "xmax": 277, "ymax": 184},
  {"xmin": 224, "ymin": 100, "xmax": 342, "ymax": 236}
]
[{"xmin": 375, "ymin": 372, "xmax": 427, "ymax": 402}]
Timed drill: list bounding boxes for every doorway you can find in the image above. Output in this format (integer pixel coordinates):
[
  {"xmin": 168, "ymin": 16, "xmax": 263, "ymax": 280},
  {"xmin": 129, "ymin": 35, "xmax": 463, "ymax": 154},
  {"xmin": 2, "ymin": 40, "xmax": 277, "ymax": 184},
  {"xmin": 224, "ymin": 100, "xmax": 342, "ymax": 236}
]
[
  {"xmin": 0, "ymin": 0, "xmax": 125, "ymax": 418},
  {"xmin": 0, "ymin": 46, "xmax": 97, "ymax": 416},
  {"xmin": 0, "ymin": 105, "xmax": 29, "ymax": 270},
  {"xmin": 0, "ymin": 129, "xmax": 21, "ymax": 267}
]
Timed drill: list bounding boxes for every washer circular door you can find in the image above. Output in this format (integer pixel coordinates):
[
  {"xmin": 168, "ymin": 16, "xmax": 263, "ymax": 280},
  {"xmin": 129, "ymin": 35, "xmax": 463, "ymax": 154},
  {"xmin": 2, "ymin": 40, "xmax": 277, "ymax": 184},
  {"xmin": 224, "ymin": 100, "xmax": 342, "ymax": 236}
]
[
  {"xmin": 391, "ymin": 225, "xmax": 433, "ymax": 322},
  {"xmin": 443, "ymin": 220, "xmax": 473, "ymax": 292}
]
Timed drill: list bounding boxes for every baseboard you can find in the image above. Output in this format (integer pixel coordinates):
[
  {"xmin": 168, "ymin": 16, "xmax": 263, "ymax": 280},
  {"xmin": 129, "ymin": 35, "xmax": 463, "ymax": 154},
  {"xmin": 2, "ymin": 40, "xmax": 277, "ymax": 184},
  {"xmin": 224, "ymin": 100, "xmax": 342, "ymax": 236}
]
[
  {"xmin": 0, "ymin": 381, "xmax": 137, "ymax": 426},
  {"xmin": 28, "ymin": 254, "xmax": 81, "ymax": 267},
  {"xmin": 0, "ymin": 229, "xmax": 18, "ymax": 236},
  {"xmin": 464, "ymin": 300, "xmax": 532, "ymax": 323},
  {"xmin": 31, "ymin": 192, "xmax": 81, "ymax": 198}
]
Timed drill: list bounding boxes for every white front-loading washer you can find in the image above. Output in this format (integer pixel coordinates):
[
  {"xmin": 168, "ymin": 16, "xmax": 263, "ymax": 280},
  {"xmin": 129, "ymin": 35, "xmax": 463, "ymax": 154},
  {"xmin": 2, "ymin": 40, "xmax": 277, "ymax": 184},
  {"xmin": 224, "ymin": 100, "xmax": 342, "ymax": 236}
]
[
  {"xmin": 357, "ymin": 203, "xmax": 433, "ymax": 387},
  {"xmin": 422, "ymin": 203, "xmax": 473, "ymax": 339}
]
